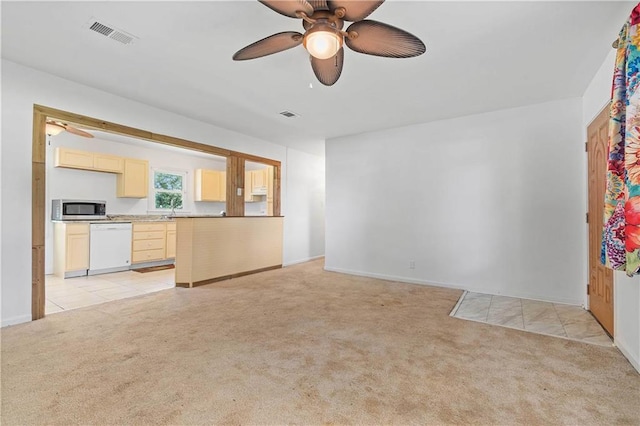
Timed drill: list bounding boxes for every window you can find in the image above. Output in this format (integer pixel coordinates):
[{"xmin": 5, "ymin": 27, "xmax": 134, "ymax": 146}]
[{"xmin": 150, "ymin": 169, "xmax": 188, "ymax": 212}]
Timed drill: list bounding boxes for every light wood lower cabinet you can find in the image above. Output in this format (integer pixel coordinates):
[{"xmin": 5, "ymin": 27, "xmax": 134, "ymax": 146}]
[
  {"xmin": 166, "ymin": 223, "xmax": 177, "ymax": 258},
  {"xmin": 131, "ymin": 221, "xmax": 176, "ymax": 264},
  {"xmin": 53, "ymin": 223, "xmax": 90, "ymax": 278},
  {"xmin": 131, "ymin": 222, "xmax": 166, "ymax": 263}
]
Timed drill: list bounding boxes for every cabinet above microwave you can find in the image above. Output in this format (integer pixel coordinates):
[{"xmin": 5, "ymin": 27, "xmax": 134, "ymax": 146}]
[{"xmin": 53, "ymin": 147, "xmax": 149, "ymax": 198}]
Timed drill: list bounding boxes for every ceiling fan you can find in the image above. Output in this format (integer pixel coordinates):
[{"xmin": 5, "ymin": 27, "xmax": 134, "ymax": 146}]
[
  {"xmin": 232, "ymin": 0, "xmax": 425, "ymax": 86},
  {"xmin": 45, "ymin": 120, "xmax": 94, "ymax": 138}
]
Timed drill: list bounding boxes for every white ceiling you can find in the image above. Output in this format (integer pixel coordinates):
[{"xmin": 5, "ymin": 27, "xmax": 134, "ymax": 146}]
[{"xmin": 1, "ymin": 1, "xmax": 634, "ymax": 156}]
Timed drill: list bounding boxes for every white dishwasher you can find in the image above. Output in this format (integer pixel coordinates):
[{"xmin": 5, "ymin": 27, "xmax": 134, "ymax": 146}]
[{"xmin": 89, "ymin": 223, "xmax": 133, "ymax": 275}]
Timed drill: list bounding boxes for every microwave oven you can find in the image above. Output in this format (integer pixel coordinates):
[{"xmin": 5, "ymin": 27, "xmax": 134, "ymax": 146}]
[{"xmin": 51, "ymin": 199, "xmax": 107, "ymax": 221}]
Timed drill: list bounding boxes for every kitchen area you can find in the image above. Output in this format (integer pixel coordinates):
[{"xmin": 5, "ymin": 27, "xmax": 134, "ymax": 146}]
[{"xmin": 45, "ymin": 129, "xmax": 281, "ymax": 314}]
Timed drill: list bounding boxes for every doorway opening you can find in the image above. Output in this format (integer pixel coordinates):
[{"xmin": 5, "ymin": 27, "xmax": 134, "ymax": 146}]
[
  {"xmin": 44, "ymin": 129, "xmax": 228, "ymax": 314},
  {"xmin": 32, "ymin": 105, "xmax": 282, "ymax": 320}
]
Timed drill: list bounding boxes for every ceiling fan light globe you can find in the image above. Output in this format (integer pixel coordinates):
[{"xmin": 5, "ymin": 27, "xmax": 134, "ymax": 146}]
[
  {"xmin": 45, "ymin": 122, "xmax": 65, "ymax": 136},
  {"xmin": 304, "ymin": 29, "xmax": 343, "ymax": 60}
]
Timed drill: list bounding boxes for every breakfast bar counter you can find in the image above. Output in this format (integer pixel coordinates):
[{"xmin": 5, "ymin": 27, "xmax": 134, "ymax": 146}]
[{"xmin": 174, "ymin": 216, "xmax": 283, "ymax": 287}]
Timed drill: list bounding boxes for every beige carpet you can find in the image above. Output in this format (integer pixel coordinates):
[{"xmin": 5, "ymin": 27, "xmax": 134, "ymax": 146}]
[{"xmin": 1, "ymin": 259, "xmax": 639, "ymax": 425}]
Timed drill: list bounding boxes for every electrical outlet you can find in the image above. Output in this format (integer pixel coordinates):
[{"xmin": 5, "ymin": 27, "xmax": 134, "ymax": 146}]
[{"xmin": 409, "ymin": 261, "xmax": 415, "ymax": 269}]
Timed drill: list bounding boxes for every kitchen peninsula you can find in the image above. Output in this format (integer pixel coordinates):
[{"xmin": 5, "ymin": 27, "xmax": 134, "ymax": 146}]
[{"xmin": 174, "ymin": 216, "xmax": 283, "ymax": 287}]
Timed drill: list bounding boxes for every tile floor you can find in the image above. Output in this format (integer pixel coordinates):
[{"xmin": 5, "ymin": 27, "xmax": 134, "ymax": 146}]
[
  {"xmin": 451, "ymin": 291, "xmax": 613, "ymax": 347},
  {"xmin": 45, "ymin": 269, "xmax": 175, "ymax": 314}
]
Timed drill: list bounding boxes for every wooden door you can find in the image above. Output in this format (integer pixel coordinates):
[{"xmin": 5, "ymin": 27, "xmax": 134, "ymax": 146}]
[{"xmin": 587, "ymin": 105, "xmax": 614, "ymax": 335}]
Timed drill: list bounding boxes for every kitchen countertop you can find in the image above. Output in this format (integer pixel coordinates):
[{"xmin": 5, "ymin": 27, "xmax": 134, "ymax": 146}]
[
  {"xmin": 52, "ymin": 215, "xmax": 175, "ymax": 224},
  {"xmin": 108, "ymin": 215, "xmax": 178, "ymax": 222},
  {"xmin": 52, "ymin": 214, "xmax": 283, "ymax": 223},
  {"xmin": 173, "ymin": 215, "xmax": 283, "ymax": 218}
]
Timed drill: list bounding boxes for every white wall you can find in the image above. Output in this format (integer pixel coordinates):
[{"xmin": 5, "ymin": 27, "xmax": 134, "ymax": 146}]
[
  {"xmin": 582, "ymin": 50, "xmax": 617, "ymax": 128},
  {"xmin": 325, "ymin": 98, "xmax": 586, "ymax": 305},
  {"xmin": 583, "ymin": 49, "xmax": 640, "ymax": 373},
  {"xmin": 44, "ymin": 135, "xmax": 228, "ymax": 274},
  {"xmin": 1, "ymin": 59, "xmax": 325, "ymax": 327},
  {"xmin": 282, "ymin": 148, "xmax": 325, "ymax": 265}
]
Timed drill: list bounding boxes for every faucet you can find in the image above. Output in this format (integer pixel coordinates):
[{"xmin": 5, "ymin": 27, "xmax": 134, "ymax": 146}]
[{"xmin": 169, "ymin": 198, "xmax": 176, "ymax": 217}]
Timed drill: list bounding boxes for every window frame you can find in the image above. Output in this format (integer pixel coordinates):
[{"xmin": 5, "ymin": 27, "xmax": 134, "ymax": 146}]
[{"xmin": 148, "ymin": 167, "xmax": 190, "ymax": 213}]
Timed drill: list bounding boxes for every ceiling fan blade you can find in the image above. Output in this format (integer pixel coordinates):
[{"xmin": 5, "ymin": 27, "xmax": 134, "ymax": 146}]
[
  {"xmin": 308, "ymin": 0, "xmax": 329, "ymax": 11},
  {"xmin": 327, "ymin": 1, "xmax": 384, "ymax": 21},
  {"xmin": 345, "ymin": 20, "xmax": 425, "ymax": 58},
  {"xmin": 310, "ymin": 48, "xmax": 344, "ymax": 86},
  {"xmin": 63, "ymin": 125, "xmax": 94, "ymax": 138},
  {"xmin": 259, "ymin": 0, "xmax": 314, "ymax": 18},
  {"xmin": 233, "ymin": 31, "xmax": 303, "ymax": 60}
]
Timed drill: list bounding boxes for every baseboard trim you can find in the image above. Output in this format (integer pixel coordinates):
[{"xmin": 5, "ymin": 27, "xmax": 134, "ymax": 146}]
[
  {"xmin": 130, "ymin": 259, "xmax": 174, "ymax": 270},
  {"xmin": 176, "ymin": 265, "xmax": 282, "ymax": 288},
  {"xmin": 615, "ymin": 338, "xmax": 640, "ymax": 374},
  {"xmin": 2, "ymin": 314, "xmax": 32, "ymax": 328},
  {"xmin": 283, "ymin": 255, "xmax": 324, "ymax": 267},
  {"xmin": 323, "ymin": 266, "xmax": 468, "ymax": 293},
  {"xmin": 323, "ymin": 266, "xmax": 584, "ymax": 306}
]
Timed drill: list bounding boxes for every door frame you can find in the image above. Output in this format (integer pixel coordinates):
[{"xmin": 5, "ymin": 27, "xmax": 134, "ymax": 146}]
[{"xmin": 31, "ymin": 104, "xmax": 282, "ymax": 320}]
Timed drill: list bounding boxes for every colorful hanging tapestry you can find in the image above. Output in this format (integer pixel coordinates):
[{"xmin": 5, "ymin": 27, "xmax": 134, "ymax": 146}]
[{"xmin": 602, "ymin": 3, "xmax": 640, "ymax": 276}]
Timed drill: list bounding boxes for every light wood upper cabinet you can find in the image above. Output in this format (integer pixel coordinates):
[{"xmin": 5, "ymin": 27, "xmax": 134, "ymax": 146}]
[
  {"xmin": 55, "ymin": 147, "xmax": 147, "ymax": 198},
  {"xmin": 117, "ymin": 159, "xmax": 148, "ymax": 198},
  {"xmin": 244, "ymin": 168, "xmax": 269, "ymax": 200},
  {"xmin": 251, "ymin": 169, "xmax": 268, "ymax": 194},
  {"xmin": 55, "ymin": 147, "xmax": 123, "ymax": 173},
  {"xmin": 245, "ymin": 168, "xmax": 273, "ymax": 210},
  {"xmin": 194, "ymin": 169, "xmax": 226, "ymax": 202},
  {"xmin": 244, "ymin": 171, "xmax": 254, "ymax": 202},
  {"xmin": 93, "ymin": 153, "xmax": 123, "ymax": 173},
  {"xmin": 54, "ymin": 147, "xmax": 94, "ymax": 170},
  {"xmin": 53, "ymin": 223, "xmax": 90, "ymax": 278}
]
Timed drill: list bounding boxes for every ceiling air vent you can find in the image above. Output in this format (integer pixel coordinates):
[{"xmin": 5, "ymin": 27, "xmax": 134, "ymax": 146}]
[
  {"xmin": 279, "ymin": 110, "xmax": 300, "ymax": 118},
  {"xmin": 87, "ymin": 19, "xmax": 137, "ymax": 45}
]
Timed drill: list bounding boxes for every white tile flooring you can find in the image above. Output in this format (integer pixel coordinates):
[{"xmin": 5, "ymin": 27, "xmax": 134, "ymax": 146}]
[
  {"xmin": 45, "ymin": 269, "xmax": 175, "ymax": 314},
  {"xmin": 451, "ymin": 291, "xmax": 613, "ymax": 347}
]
